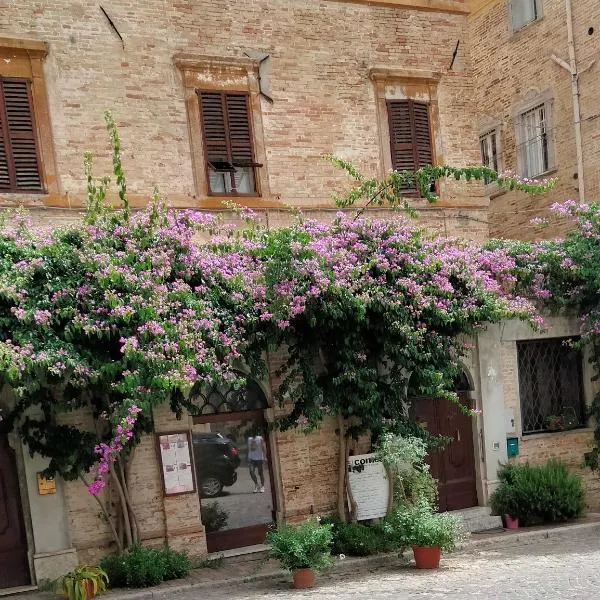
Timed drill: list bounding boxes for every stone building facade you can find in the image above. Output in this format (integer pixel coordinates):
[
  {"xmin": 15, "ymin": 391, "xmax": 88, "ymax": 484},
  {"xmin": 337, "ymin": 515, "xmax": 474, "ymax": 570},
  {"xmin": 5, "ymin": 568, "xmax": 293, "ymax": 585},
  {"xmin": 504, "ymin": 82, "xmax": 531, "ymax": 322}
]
[
  {"xmin": 468, "ymin": 0, "xmax": 600, "ymax": 529},
  {"xmin": 469, "ymin": 0, "xmax": 600, "ymax": 239},
  {"xmin": 0, "ymin": 0, "xmax": 598, "ymax": 592}
]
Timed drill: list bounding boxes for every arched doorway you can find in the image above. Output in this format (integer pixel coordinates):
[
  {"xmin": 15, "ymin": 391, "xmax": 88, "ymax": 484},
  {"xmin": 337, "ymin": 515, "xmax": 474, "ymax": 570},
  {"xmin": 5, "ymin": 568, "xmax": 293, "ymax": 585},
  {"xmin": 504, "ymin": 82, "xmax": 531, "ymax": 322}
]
[
  {"xmin": 0, "ymin": 423, "xmax": 30, "ymax": 588},
  {"xmin": 189, "ymin": 378, "xmax": 276, "ymax": 553},
  {"xmin": 411, "ymin": 373, "xmax": 478, "ymax": 511}
]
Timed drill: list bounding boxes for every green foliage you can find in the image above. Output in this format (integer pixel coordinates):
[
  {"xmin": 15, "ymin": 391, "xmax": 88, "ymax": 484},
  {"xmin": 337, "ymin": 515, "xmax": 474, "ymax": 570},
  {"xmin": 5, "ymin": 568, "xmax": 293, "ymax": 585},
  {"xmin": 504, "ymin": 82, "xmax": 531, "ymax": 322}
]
[
  {"xmin": 375, "ymin": 432, "xmax": 439, "ymax": 509},
  {"xmin": 327, "ymin": 156, "xmax": 557, "ymax": 214},
  {"xmin": 57, "ymin": 565, "xmax": 108, "ymax": 600},
  {"xmin": 99, "ymin": 544, "xmax": 190, "ymax": 588},
  {"xmin": 490, "ymin": 461, "xmax": 585, "ymax": 526},
  {"xmin": 267, "ymin": 518, "xmax": 334, "ymax": 571},
  {"xmin": 321, "ymin": 517, "xmax": 396, "ymax": 556},
  {"xmin": 383, "ymin": 499, "xmax": 466, "ymax": 552},
  {"xmin": 201, "ymin": 501, "xmax": 229, "ymax": 532}
]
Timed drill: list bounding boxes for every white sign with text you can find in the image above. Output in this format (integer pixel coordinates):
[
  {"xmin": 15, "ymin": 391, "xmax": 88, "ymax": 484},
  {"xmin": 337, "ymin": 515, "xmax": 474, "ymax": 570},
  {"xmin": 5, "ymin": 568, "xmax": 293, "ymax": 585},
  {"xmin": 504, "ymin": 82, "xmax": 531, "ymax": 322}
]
[{"xmin": 347, "ymin": 453, "xmax": 389, "ymax": 521}]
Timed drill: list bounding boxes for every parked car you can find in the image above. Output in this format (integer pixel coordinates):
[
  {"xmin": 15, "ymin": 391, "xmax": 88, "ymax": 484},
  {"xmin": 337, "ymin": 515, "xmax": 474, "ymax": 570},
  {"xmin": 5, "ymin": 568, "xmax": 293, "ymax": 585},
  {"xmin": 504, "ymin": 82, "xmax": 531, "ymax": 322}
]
[{"xmin": 192, "ymin": 432, "xmax": 241, "ymax": 498}]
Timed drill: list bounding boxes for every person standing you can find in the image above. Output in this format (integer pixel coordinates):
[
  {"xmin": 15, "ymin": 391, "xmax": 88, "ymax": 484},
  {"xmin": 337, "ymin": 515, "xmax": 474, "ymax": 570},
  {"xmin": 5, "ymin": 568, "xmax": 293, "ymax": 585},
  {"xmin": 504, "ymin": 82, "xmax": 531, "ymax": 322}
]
[{"xmin": 247, "ymin": 433, "xmax": 267, "ymax": 493}]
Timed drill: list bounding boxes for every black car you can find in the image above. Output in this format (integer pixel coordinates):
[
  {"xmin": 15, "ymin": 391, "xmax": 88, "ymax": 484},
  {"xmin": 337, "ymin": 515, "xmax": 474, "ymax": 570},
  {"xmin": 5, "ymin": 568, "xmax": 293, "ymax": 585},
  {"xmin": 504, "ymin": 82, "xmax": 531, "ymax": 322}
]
[{"xmin": 192, "ymin": 432, "xmax": 241, "ymax": 498}]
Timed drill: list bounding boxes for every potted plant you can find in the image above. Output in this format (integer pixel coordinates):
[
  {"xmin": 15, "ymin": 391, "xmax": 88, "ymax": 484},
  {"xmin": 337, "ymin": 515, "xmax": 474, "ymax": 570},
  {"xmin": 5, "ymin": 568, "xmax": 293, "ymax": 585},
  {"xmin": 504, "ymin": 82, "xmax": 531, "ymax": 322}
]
[
  {"xmin": 57, "ymin": 566, "xmax": 108, "ymax": 600},
  {"xmin": 267, "ymin": 517, "xmax": 333, "ymax": 589},
  {"xmin": 489, "ymin": 480, "xmax": 520, "ymax": 530},
  {"xmin": 546, "ymin": 415, "xmax": 565, "ymax": 432},
  {"xmin": 386, "ymin": 499, "xmax": 465, "ymax": 569}
]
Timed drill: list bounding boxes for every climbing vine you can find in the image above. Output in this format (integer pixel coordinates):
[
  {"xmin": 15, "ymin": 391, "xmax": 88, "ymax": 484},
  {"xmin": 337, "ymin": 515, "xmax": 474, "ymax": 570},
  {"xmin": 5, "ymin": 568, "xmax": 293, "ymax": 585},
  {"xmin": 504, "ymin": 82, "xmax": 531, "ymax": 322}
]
[{"xmin": 0, "ymin": 113, "xmax": 559, "ymax": 540}]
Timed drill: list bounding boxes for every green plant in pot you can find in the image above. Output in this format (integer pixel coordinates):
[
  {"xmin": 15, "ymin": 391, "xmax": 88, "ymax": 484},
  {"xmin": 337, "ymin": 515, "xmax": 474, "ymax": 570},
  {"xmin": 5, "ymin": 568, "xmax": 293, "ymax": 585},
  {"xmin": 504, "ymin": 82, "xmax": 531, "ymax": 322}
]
[
  {"xmin": 490, "ymin": 481, "xmax": 520, "ymax": 529},
  {"xmin": 267, "ymin": 517, "xmax": 333, "ymax": 589},
  {"xmin": 384, "ymin": 499, "xmax": 466, "ymax": 569},
  {"xmin": 57, "ymin": 566, "xmax": 108, "ymax": 600}
]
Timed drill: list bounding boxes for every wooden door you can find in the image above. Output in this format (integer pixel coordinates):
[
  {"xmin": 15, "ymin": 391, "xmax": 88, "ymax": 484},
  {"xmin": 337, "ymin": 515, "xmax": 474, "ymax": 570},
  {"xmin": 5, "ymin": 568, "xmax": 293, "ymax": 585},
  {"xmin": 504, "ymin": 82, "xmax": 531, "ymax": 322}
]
[
  {"xmin": 413, "ymin": 395, "xmax": 478, "ymax": 512},
  {"xmin": 0, "ymin": 433, "xmax": 30, "ymax": 589}
]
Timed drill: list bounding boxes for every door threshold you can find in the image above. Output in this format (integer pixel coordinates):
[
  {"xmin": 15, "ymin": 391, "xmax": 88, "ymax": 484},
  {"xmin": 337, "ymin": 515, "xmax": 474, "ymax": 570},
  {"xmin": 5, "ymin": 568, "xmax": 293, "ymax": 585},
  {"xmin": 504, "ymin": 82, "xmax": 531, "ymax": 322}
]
[
  {"xmin": 209, "ymin": 543, "xmax": 269, "ymax": 560},
  {"xmin": 0, "ymin": 586, "xmax": 37, "ymax": 597}
]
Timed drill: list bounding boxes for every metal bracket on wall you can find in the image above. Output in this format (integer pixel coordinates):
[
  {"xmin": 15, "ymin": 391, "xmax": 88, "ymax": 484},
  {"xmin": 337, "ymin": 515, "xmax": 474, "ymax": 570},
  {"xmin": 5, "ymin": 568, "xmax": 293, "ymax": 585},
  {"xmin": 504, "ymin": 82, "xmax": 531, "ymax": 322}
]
[
  {"xmin": 244, "ymin": 52, "xmax": 274, "ymax": 104},
  {"xmin": 100, "ymin": 5, "xmax": 125, "ymax": 49}
]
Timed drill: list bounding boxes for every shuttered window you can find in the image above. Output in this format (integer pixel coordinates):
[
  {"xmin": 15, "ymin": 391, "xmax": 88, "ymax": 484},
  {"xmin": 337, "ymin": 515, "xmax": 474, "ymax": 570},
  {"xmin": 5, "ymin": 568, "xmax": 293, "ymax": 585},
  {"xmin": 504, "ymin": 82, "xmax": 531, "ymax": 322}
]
[
  {"xmin": 386, "ymin": 100, "xmax": 433, "ymax": 194},
  {"xmin": 197, "ymin": 91, "xmax": 259, "ymax": 195},
  {"xmin": 0, "ymin": 77, "xmax": 43, "ymax": 192}
]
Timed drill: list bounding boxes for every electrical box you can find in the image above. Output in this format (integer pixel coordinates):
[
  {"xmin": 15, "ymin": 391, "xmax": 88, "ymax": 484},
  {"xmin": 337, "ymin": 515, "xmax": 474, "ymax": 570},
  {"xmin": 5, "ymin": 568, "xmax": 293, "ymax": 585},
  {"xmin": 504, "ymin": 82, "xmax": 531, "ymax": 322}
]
[
  {"xmin": 507, "ymin": 437, "xmax": 519, "ymax": 458},
  {"xmin": 37, "ymin": 472, "xmax": 57, "ymax": 495}
]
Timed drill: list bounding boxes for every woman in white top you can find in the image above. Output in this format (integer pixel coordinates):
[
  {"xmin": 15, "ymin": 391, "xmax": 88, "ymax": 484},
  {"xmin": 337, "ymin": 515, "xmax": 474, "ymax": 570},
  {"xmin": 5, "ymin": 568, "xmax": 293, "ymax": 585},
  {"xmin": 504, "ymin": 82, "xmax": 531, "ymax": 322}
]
[{"xmin": 247, "ymin": 434, "xmax": 267, "ymax": 493}]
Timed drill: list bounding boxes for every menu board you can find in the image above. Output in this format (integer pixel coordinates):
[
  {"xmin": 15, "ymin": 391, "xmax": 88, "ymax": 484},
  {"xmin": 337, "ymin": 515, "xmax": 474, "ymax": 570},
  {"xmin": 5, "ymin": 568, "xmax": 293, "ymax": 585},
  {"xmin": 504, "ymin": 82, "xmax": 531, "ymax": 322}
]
[
  {"xmin": 347, "ymin": 453, "xmax": 389, "ymax": 521},
  {"xmin": 157, "ymin": 432, "xmax": 195, "ymax": 495}
]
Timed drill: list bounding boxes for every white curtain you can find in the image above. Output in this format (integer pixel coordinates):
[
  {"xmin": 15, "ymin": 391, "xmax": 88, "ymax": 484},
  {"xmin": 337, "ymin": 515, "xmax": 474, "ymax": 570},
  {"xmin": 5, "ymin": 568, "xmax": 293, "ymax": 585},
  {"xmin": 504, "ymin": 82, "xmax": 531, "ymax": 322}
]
[{"xmin": 521, "ymin": 105, "xmax": 547, "ymax": 177}]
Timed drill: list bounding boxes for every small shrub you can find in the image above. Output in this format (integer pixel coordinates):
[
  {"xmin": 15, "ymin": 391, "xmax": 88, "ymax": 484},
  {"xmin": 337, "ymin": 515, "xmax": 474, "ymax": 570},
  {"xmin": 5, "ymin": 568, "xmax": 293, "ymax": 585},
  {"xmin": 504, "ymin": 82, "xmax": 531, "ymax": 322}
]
[
  {"xmin": 267, "ymin": 518, "xmax": 333, "ymax": 571},
  {"xmin": 330, "ymin": 521, "xmax": 394, "ymax": 556},
  {"xmin": 100, "ymin": 544, "xmax": 190, "ymax": 588},
  {"xmin": 384, "ymin": 499, "xmax": 466, "ymax": 552},
  {"xmin": 162, "ymin": 546, "xmax": 191, "ymax": 580},
  {"xmin": 201, "ymin": 502, "xmax": 229, "ymax": 533},
  {"xmin": 490, "ymin": 461, "xmax": 585, "ymax": 526}
]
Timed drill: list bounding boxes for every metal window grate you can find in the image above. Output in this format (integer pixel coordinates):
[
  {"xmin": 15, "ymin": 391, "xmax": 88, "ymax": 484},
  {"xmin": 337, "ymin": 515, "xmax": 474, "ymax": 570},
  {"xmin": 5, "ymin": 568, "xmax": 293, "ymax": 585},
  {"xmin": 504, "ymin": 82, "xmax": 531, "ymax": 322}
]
[{"xmin": 517, "ymin": 338, "xmax": 585, "ymax": 434}]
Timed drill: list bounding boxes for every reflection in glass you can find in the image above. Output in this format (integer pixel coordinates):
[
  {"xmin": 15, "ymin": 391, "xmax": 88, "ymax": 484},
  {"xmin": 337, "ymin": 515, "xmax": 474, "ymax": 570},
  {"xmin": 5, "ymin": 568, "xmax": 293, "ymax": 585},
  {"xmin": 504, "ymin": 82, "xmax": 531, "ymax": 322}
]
[{"xmin": 194, "ymin": 419, "xmax": 273, "ymax": 534}]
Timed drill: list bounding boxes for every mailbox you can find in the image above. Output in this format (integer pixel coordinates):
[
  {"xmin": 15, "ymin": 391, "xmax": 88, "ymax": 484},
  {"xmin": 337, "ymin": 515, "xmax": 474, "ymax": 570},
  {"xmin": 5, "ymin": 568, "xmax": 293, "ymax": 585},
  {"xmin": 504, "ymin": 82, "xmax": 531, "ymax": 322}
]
[{"xmin": 507, "ymin": 437, "xmax": 519, "ymax": 458}]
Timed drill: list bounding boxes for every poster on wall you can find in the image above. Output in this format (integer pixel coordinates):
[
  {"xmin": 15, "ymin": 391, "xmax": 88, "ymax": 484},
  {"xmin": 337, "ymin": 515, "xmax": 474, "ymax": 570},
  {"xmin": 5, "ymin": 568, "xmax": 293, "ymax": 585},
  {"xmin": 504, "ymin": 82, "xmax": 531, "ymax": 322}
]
[
  {"xmin": 347, "ymin": 453, "xmax": 389, "ymax": 521},
  {"xmin": 157, "ymin": 432, "xmax": 195, "ymax": 495}
]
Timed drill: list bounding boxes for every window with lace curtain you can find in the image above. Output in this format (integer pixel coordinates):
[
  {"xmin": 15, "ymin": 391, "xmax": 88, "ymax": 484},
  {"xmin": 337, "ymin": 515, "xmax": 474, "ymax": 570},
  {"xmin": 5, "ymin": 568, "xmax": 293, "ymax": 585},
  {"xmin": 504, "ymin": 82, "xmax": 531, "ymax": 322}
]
[{"xmin": 517, "ymin": 103, "xmax": 554, "ymax": 178}]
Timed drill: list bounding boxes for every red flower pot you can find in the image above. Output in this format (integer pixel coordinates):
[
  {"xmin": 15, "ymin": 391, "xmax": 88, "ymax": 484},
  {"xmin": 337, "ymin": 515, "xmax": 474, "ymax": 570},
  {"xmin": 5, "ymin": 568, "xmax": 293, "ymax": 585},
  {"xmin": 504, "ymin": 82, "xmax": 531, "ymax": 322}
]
[
  {"xmin": 84, "ymin": 580, "xmax": 97, "ymax": 600},
  {"xmin": 504, "ymin": 514, "xmax": 519, "ymax": 530},
  {"xmin": 293, "ymin": 568, "xmax": 316, "ymax": 589},
  {"xmin": 412, "ymin": 546, "xmax": 442, "ymax": 569}
]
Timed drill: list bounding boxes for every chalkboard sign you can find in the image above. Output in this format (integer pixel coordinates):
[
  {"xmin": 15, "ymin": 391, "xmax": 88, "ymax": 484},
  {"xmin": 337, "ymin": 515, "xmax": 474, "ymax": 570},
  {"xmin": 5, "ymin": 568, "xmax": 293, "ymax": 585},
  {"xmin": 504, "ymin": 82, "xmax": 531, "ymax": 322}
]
[{"xmin": 347, "ymin": 453, "xmax": 389, "ymax": 521}]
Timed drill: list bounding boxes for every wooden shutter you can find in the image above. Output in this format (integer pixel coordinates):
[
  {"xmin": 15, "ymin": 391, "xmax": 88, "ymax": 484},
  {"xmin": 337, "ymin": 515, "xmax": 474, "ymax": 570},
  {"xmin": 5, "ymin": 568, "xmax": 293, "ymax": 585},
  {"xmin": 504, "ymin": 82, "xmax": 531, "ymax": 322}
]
[
  {"xmin": 198, "ymin": 91, "xmax": 256, "ymax": 167},
  {"xmin": 0, "ymin": 78, "xmax": 43, "ymax": 192},
  {"xmin": 225, "ymin": 94, "xmax": 254, "ymax": 167},
  {"xmin": 387, "ymin": 99, "xmax": 433, "ymax": 194}
]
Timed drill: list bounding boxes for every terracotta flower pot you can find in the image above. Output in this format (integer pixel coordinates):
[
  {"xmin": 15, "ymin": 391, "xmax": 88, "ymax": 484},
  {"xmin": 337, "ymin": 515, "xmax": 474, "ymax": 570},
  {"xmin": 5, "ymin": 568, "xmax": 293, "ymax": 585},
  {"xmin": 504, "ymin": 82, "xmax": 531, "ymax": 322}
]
[
  {"xmin": 84, "ymin": 580, "xmax": 97, "ymax": 600},
  {"xmin": 293, "ymin": 568, "xmax": 316, "ymax": 589},
  {"xmin": 412, "ymin": 546, "xmax": 442, "ymax": 569},
  {"xmin": 503, "ymin": 514, "xmax": 520, "ymax": 530}
]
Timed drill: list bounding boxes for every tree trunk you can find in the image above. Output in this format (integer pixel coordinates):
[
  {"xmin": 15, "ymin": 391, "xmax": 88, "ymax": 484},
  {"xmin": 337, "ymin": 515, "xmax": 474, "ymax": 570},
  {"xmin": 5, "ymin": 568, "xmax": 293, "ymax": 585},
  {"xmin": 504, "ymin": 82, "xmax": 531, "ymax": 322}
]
[
  {"xmin": 111, "ymin": 468, "xmax": 133, "ymax": 548},
  {"xmin": 345, "ymin": 439, "xmax": 358, "ymax": 523},
  {"xmin": 337, "ymin": 414, "xmax": 348, "ymax": 522},
  {"xmin": 118, "ymin": 456, "xmax": 139, "ymax": 544},
  {"xmin": 79, "ymin": 474, "xmax": 123, "ymax": 553}
]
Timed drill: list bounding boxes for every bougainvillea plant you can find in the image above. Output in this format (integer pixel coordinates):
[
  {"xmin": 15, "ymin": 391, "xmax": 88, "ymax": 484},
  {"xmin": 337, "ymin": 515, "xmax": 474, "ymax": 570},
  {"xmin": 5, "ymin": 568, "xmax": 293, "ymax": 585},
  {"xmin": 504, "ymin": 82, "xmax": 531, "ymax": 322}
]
[
  {"xmin": 0, "ymin": 112, "xmax": 556, "ymax": 538},
  {"xmin": 520, "ymin": 199, "xmax": 600, "ymax": 476},
  {"xmin": 0, "ymin": 113, "xmax": 265, "ymax": 550}
]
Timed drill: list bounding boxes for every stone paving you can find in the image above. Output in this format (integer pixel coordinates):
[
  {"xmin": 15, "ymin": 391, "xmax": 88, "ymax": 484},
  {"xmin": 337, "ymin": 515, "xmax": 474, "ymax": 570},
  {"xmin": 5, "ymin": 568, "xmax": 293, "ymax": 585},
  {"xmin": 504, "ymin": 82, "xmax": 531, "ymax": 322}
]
[{"xmin": 189, "ymin": 533, "xmax": 600, "ymax": 600}]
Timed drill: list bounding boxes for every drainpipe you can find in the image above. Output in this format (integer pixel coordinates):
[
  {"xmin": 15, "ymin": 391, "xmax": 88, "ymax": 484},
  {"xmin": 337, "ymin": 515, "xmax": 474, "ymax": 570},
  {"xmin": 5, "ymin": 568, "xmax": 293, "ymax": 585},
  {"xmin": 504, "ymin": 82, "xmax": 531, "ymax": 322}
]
[{"xmin": 551, "ymin": 0, "xmax": 585, "ymax": 201}]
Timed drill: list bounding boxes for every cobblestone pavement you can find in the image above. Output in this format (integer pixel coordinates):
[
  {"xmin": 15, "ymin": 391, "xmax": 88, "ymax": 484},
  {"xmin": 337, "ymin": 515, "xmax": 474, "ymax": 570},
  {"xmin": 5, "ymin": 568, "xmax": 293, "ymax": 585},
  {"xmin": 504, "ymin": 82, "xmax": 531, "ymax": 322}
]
[{"xmin": 192, "ymin": 534, "xmax": 600, "ymax": 600}]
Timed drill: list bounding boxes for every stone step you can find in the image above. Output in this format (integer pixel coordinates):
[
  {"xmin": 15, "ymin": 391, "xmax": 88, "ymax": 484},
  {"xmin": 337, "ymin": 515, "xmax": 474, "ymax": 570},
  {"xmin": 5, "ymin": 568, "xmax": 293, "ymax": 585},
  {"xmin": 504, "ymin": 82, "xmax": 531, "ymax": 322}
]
[{"xmin": 448, "ymin": 506, "xmax": 503, "ymax": 533}]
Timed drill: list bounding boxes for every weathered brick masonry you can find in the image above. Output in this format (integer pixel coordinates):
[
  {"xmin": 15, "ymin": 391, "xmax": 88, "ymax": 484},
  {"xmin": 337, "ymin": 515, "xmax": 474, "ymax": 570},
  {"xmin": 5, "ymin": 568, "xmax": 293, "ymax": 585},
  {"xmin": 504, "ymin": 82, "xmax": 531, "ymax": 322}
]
[
  {"xmin": 469, "ymin": 0, "xmax": 600, "ymax": 509},
  {"xmin": 2, "ymin": 0, "xmax": 598, "ymax": 575}
]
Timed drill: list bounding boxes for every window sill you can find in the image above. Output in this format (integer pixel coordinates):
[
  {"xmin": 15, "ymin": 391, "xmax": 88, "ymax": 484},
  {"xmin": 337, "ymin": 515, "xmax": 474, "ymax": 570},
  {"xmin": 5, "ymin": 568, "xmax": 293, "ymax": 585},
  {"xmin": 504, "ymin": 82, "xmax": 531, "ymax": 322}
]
[
  {"xmin": 519, "ymin": 426, "xmax": 593, "ymax": 441},
  {"xmin": 511, "ymin": 16, "xmax": 544, "ymax": 36},
  {"xmin": 519, "ymin": 167, "xmax": 558, "ymax": 181}
]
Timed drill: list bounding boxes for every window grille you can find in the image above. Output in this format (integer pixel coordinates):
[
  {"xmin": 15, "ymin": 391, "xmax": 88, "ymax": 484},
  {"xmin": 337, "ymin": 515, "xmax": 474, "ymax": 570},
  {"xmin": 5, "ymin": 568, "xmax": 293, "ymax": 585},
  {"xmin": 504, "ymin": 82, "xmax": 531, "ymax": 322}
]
[{"xmin": 517, "ymin": 338, "xmax": 585, "ymax": 434}]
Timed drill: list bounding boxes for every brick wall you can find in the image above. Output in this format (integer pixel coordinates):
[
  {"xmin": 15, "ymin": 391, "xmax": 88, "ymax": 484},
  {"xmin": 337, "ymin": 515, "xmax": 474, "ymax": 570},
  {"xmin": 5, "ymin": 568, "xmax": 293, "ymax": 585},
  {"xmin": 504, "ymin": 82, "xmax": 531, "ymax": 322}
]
[
  {"xmin": 469, "ymin": 0, "xmax": 600, "ymax": 241},
  {"xmin": 0, "ymin": 0, "xmax": 488, "ymax": 239}
]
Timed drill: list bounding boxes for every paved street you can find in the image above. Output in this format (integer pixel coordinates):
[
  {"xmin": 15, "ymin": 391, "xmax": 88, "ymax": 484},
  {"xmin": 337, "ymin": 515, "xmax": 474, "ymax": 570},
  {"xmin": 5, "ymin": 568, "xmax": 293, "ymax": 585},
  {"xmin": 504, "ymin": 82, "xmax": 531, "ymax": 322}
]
[{"xmin": 193, "ymin": 534, "xmax": 600, "ymax": 600}]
